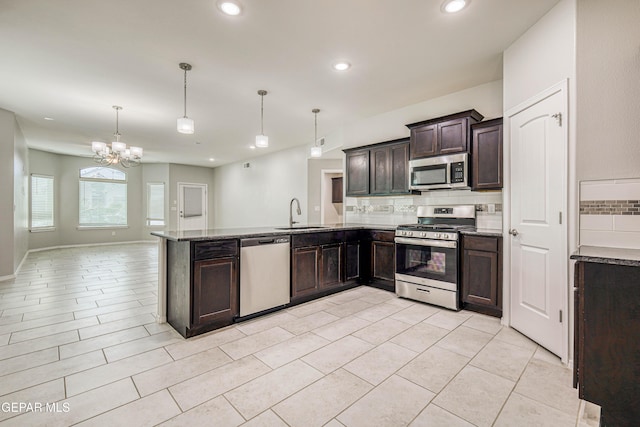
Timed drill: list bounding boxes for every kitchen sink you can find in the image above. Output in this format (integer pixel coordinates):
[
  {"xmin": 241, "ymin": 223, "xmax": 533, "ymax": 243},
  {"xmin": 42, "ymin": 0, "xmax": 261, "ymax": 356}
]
[{"xmin": 274, "ymin": 226, "xmax": 327, "ymax": 230}]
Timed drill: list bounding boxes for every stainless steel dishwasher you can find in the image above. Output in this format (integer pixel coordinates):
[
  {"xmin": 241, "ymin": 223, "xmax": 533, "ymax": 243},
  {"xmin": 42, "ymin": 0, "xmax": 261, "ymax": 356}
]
[{"xmin": 240, "ymin": 235, "xmax": 291, "ymax": 317}]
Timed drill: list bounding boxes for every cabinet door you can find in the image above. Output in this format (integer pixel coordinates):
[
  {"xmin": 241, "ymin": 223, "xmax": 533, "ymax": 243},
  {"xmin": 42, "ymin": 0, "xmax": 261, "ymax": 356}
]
[
  {"xmin": 462, "ymin": 249, "xmax": 498, "ymax": 307},
  {"xmin": 292, "ymin": 247, "xmax": 320, "ymax": 299},
  {"xmin": 331, "ymin": 177, "xmax": 343, "ymax": 203},
  {"xmin": 390, "ymin": 142, "xmax": 409, "ymax": 194},
  {"xmin": 192, "ymin": 257, "xmax": 238, "ymax": 327},
  {"xmin": 345, "ymin": 241, "xmax": 360, "ymax": 281},
  {"xmin": 472, "ymin": 123, "xmax": 503, "ymax": 190},
  {"xmin": 369, "ymin": 146, "xmax": 390, "ymax": 195},
  {"xmin": 320, "ymin": 244, "xmax": 343, "ymax": 289},
  {"xmin": 372, "ymin": 241, "xmax": 395, "ymax": 282},
  {"xmin": 438, "ymin": 118, "xmax": 468, "ymax": 154},
  {"xmin": 410, "ymin": 124, "xmax": 438, "ymax": 159},
  {"xmin": 345, "ymin": 149, "xmax": 370, "ymax": 196}
]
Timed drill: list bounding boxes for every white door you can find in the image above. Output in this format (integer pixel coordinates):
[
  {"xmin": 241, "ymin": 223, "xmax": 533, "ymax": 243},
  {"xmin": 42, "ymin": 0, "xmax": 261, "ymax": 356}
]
[
  {"xmin": 508, "ymin": 84, "xmax": 567, "ymax": 358},
  {"xmin": 178, "ymin": 183, "xmax": 208, "ymax": 231}
]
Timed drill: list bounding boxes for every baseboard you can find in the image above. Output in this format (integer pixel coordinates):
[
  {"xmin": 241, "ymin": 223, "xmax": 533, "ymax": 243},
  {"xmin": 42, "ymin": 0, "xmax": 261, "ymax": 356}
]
[
  {"xmin": 28, "ymin": 240, "xmax": 154, "ymax": 253},
  {"xmin": 0, "ymin": 273, "xmax": 16, "ymax": 283}
]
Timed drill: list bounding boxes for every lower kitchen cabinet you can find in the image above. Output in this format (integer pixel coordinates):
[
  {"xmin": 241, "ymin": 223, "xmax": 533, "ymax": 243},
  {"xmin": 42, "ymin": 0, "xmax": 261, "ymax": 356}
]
[
  {"xmin": 291, "ymin": 231, "xmax": 361, "ymax": 304},
  {"xmin": 291, "ymin": 246, "xmax": 320, "ymax": 299},
  {"xmin": 167, "ymin": 239, "xmax": 239, "ymax": 338},
  {"xmin": 320, "ymin": 243, "xmax": 343, "ymax": 289},
  {"xmin": 367, "ymin": 230, "xmax": 396, "ymax": 292},
  {"xmin": 461, "ymin": 234, "xmax": 502, "ymax": 317},
  {"xmin": 574, "ymin": 260, "xmax": 640, "ymax": 426},
  {"xmin": 193, "ymin": 257, "xmax": 238, "ymax": 327}
]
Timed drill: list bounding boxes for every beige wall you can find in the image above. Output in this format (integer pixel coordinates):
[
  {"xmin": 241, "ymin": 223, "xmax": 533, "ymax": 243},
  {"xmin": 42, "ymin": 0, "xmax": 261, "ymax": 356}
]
[
  {"xmin": 212, "ymin": 146, "xmax": 308, "ymax": 228},
  {"xmin": 0, "ymin": 108, "xmax": 16, "ymax": 277},
  {"xmin": 576, "ymin": 0, "xmax": 640, "ymax": 180}
]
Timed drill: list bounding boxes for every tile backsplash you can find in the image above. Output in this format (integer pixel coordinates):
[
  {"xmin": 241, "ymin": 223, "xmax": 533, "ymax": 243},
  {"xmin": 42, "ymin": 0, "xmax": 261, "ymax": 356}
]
[
  {"xmin": 580, "ymin": 178, "xmax": 640, "ymax": 249},
  {"xmin": 345, "ymin": 189, "xmax": 503, "ymax": 229}
]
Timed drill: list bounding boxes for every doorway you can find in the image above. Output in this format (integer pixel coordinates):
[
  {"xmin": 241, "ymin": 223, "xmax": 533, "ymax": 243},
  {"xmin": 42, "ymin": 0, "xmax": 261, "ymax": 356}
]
[
  {"xmin": 177, "ymin": 182, "xmax": 208, "ymax": 232},
  {"xmin": 320, "ymin": 169, "xmax": 343, "ymax": 225},
  {"xmin": 505, "ymin": 80, "xmax": 568, "ymax": 361}
]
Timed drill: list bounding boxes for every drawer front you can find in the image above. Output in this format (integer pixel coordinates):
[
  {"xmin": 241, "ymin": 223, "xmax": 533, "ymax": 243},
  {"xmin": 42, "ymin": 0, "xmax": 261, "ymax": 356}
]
[
  {"xmin": 317, "ymin": 231, "xmax": 345, "ymax": 246},
  {"xmin": 193, "ymin": 240, "xmax": 238, "ymax": 260},
  {"xmin": 292, "ymin": 233, "xmax": 319, "ymax": 248},
  {"xmin": 370, "ymin": 230, "xmax": 395, "ymax": 242},
  {"xmin": 463, "ymin": 235, "xmax": 498, "ymax": 252}
]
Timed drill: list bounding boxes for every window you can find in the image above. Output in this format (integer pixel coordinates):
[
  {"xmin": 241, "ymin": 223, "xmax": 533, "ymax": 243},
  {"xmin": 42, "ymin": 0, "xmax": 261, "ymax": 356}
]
[
  {"xmin": 31, "ymin": 174, "xmax": 54, "ymax": 230},
  {"xmin": 79, "ymin": 167, "xmax": 127, "ymax": 227},
  {"xmin": 146, "ymin": 183, "xmax": 165, "ymax": 226}
]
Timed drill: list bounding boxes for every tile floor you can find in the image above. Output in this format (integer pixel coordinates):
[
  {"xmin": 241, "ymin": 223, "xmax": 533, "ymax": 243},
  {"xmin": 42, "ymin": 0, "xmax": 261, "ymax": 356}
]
[{"xmin": 0, "ymin": 243, "xmax": 601, "ymax": 426}]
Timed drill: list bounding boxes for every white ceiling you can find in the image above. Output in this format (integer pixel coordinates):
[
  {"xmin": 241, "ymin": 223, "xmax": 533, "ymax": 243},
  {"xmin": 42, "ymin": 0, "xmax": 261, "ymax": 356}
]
[{"xmin": 0, "ymin": 0, "xmax": 560, "ymax": 167}]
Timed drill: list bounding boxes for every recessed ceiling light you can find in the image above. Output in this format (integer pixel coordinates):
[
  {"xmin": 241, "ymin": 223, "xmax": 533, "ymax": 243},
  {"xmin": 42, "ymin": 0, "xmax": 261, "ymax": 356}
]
[
  {"xmin": 218, "ymin": 1, "xmax": 242, "ymax": 16},
  {"xmin": 249, "ymin": 145, "xmax": 256, "ymax": 150},
  {"xmin": 208, "ymin": 158, "xmax": 215, "ymax": 162},
  {"xmin": 44, "ymin": 117, "xmax": 54, "ymax": 121},
  {"xmin": 332, "ymin": 62, "xmax": 351, "ymax": 71},
  {"xmin": 441, "ymin": 0, "xmax": 469, "ymax": 13}
]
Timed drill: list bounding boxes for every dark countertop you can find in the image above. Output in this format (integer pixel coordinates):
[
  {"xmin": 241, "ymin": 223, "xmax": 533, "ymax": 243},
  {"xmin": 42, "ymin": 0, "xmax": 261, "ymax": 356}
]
[
  {"xmin": 570, "ymin": 246, "xmax": 640, "ymax": 267},
  {"xmin": 460, "ymin": 228, "xmax": 503, "ymax": 237},
  {"xmin": 151, "ymin": 223, "xmax": 398, "ymax": 242}
]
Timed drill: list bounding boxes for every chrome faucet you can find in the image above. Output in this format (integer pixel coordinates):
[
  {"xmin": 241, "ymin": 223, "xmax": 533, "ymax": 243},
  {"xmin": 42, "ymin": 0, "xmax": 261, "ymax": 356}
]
[{"xmin": 289, "ymin": 198, "xmax": 302, "ymax": 228}]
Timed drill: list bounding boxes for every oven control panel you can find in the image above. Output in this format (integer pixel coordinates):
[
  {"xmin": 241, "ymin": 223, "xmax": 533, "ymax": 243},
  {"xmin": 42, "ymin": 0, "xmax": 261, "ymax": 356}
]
[{"xmin": 395, "ymin": 230, "xmax": 457, "ymax": 241}]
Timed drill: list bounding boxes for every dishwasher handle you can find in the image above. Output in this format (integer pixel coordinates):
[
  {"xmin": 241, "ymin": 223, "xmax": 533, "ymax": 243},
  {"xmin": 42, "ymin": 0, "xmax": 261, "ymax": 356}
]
[{"xmin": 241, "ymin": 236, "xmax": 290, "ymax": 247}]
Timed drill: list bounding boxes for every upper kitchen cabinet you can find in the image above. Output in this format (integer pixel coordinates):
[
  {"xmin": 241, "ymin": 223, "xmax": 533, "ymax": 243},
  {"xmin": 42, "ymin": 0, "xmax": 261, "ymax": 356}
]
[
  {"xmin": 344, "ymin": 138, "xmax": 411, "ymax": 197},
  {"xmin": 345, "ymin": 149, "xmax": 369, "ymax": 196},
  {"xmin": 406, "ymin": 110, "xmax": 484, "ymax": 160},
  {"xmin": 471, "ymin": 118, "xmax": 503, "ymax": 190}
]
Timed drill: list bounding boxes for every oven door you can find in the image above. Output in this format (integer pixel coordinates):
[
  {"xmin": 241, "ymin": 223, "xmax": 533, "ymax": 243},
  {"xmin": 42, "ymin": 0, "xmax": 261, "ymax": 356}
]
[{"xmin": 395, "ymin": 237, "xmax": 458, "ymax": 288}]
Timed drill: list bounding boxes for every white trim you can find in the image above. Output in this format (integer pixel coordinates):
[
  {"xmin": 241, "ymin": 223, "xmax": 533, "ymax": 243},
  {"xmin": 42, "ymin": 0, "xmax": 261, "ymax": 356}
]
[
  {"xmin": 29, "ymin": 227, "xmax": 56, "ymax": 233},
  {"xmin": 504, "ymin": 79, "xmax": 570, "ymax": 364},
  {"xmin": 76, "ymin": 225, "xmax": 129, "ymax": 231}
]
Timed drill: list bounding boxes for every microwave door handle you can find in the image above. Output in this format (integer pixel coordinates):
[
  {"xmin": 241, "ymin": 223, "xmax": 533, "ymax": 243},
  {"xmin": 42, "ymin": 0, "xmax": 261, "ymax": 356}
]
[{"xmin": 394, "ymin": 237, "xmax": 457, "ymax": 248}]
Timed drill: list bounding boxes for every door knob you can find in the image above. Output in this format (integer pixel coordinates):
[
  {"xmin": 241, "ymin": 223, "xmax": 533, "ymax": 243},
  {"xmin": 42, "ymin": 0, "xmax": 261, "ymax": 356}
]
[{"xmin": 509, "ymin": 228, "xmax": 519, "ymax": 236}]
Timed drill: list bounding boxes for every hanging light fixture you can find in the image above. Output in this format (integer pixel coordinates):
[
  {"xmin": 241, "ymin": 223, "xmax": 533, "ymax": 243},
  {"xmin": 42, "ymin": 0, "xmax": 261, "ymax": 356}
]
[
  {"xmin": 177, "ymin": 62, "xmax": 194, "ymax": 134},
  {"xmin": 310, "ymin": 108, "xmax": 322, "ymax": 158},
  {"xmin": 91, "ymin": 106, "xmax": 143, "ymax": 168},
  {"xmin": 255, "ymin": 90, "xmax": 269, "ymax": 148}
]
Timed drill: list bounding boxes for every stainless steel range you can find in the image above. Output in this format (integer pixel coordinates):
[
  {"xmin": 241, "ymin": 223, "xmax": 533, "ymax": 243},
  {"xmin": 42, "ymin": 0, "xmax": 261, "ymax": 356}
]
[{"xmin": 395, "ymin": 205, "xmax": 476, "ymax": 310}]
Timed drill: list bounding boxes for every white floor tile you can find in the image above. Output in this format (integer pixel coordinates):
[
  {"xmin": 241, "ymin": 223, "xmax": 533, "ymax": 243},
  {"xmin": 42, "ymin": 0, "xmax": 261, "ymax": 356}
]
[
  {"xmin": 301, "ymin": 335, "xmax": 374, "ymax": 374},
  {"xmin": 165, "ymin": 326, "xmax": 246, "ymax": 360},
  {"xmin": 65, "ymin": 348, "xmax": 173, "ymax": 396},
  {"xmin": 254, "ymin": 332, "xmax": 329, "ymax": 369},
  {"xmin": 103, "ymin": 330, "xmax": 182, "ymax": 362},
  {"xmin": 159, "ymin": 395, "xmax": 245, "ymax": 427},
  {"xmin": 78, "ymin": 313, "xmax": 156, "ymax": 340},
  {"xmin": 240, "ymin": 410, "xmax": 288, "ymax": 427},
  {"xmin": 0, "ymin": 347, "xmax": 59, "ymax": 376},
  {"xmin": 344, "ymin": 342, "xmax": 417, "ymax": 385},
  {"xmin": 0, "ymin": 379, "xmax": 65, "ymax": 423},
  {"xmin": 59, "ymin": 326, "xmax": 149, "ymax": 359},
  {"xmin": 219, "ymin": 327, "xmax": 294, "ymax": 360}
]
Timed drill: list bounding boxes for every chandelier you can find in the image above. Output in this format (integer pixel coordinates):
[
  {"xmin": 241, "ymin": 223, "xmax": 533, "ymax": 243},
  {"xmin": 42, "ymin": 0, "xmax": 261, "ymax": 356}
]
[{"xmin": 91, "ymin": 106, "xmax": 143, "ymax": 168}]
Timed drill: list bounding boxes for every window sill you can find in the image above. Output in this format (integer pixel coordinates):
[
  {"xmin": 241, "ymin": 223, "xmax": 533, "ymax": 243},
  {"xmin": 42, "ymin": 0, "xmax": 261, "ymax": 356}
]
[
  {"xmin": 76, "ymin": 226, "xmax": 129, "ymax": 231},
  {"xmin": 30, "ymin": 227, "xmax": 56, "ymax": 233}
]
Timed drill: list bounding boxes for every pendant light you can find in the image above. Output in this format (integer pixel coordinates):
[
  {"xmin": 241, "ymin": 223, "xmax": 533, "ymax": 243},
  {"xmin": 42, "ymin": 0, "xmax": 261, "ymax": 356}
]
[
  {"xmin": 255, "ymin": 90, "xmax": 268, "ymax": 148},
  {"xmin": 310, "ymin": 108, "xmax": 322, "ymax": 158},
  {"xmin": 177, "ymin": 63, "xmax": 194, "ymax": 134}
]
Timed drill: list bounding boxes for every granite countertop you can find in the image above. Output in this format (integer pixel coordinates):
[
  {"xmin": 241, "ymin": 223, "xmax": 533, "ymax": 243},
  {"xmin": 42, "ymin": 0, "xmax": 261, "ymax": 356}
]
[
  {"xmin": 460, "ymin": 228, "xmax": 503, "ymax": 237},
  {"xmin": 570, "ymin": 246, "xmax": 640, "ymax": 267},
  {"xmin": 151, "ymin": 223, "xmax": 398, "ymax": 242}
]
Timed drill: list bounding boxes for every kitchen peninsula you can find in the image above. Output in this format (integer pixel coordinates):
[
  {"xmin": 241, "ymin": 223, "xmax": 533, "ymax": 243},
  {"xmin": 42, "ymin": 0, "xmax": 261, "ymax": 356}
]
[{"xmin": 152, "ymin": 224, "xmax": 397, "ymax": 338}]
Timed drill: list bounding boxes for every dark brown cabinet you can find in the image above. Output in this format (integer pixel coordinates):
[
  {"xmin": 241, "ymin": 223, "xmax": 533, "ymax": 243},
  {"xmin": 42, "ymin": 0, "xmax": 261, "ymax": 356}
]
[
  {"xmin": 574, "ymin": 260, "xmax": 640, "ymax": 426},
  {"xmin": 193, "ymin": 257, "xmax": 237, "ymax": 327},
  {"xmin": 367, "ymin": 230, "xmax": 395, "ymax": 292},
  {"xmin": 406, "ymin": 110, "xmax": 483, "ymax": 160},
  {"xmin": 331, "ymin": 177, "xmax": 343, "ymax": 203},
  {"xmin": 291, "ymin": 231, "xmax": 360, "ymax": 303},
  {"xmin": 345, "ymin": 149, "xmax": 369, "ymax": 196},
  {"xmin": 167, "ymin": 239, "xmax": 239, "ymax": 338},
  {"xmin": 461, "ymin": 234, "xmax": 502, "ymax": 317},
  {"xmin": 320, "ymin": 244, "xmax": 343, "ymax": 289},
  {"xmin": 471, "ymin": 118, "xmax": 503, "ymax": 190},
  {"xmin": 344, "ymin": 139, "xmax": 411, "ymax": 197},
  {"xmin": 292, "ymin": 246, "xmax": 320, "ymax": 299}
]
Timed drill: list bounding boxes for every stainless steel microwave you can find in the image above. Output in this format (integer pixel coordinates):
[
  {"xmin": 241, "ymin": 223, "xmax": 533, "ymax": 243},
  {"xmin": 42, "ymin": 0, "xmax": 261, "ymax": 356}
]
[{"xmin": 408, "ymin": 152, "xmax": 469, "ymax": 191}]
